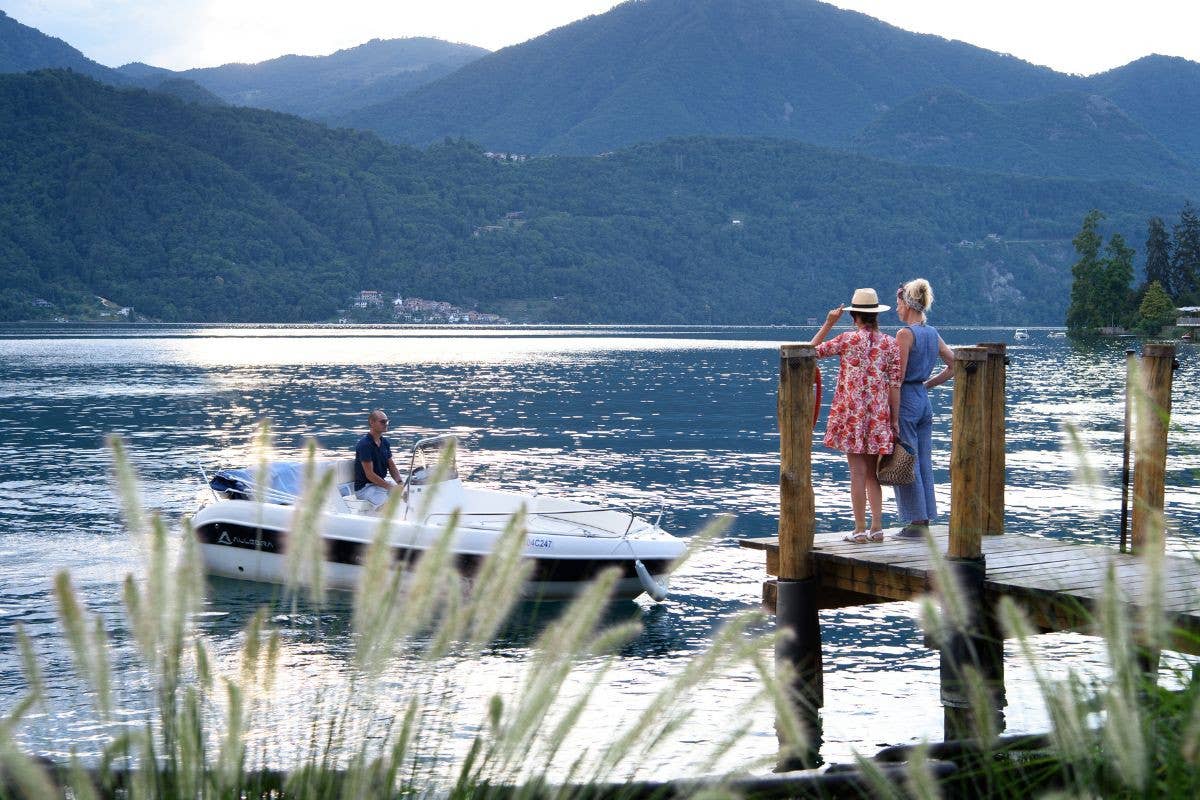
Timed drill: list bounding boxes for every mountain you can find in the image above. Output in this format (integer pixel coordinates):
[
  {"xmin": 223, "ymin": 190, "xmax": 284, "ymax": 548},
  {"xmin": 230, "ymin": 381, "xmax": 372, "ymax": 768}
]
[
  {"xmin": 0, "ymin": 9, "xmax": 119, "ymax": 82},
  {"xmin": 0, "ymin": 71, "xmax": 1183, "ymax": 326},
  {"xmin": 1086, "ymin": 56, "xmax": 1200, "ymax": 167},
  {"xmin": 340, "ymin": 0, "xmax": 1076, "ymax": 155},
  {"xmin": 117, "ymin": 37, "xmax": 488, "ymax": 119},
  {"xmin": 853, "ymin": 89, "xmax": 1200, "ymax": 194}
]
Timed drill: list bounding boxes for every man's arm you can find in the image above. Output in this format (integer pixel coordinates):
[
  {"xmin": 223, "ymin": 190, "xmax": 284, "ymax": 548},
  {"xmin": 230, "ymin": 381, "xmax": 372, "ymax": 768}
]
[
  {"xmin": 386, "ymin": 457, "xmax": 404, "ymax": 484},
  {"xmin": 361, "ymin": 460, "xmax": 392, "ymax": 489}
]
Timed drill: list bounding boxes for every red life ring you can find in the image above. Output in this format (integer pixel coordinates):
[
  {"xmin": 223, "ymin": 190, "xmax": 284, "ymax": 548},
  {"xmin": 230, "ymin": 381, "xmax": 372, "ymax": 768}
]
[{"xmin": 813, "ymin": 365, "xmax": 822, "ymax": 431}]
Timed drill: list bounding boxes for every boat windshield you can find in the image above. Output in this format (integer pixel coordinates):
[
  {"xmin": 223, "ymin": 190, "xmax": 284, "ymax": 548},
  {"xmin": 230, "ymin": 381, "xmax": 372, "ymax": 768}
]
[{"xmin": 406, "ymin": 434, "xmax": 460, "ymax": 485}]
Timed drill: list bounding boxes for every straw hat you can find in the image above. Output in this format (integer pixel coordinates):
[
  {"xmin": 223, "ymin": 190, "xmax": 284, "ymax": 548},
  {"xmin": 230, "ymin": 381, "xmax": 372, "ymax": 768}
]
[{"xmin": 846, "ymin": 287, "xmax": 890, "ymax": 313}]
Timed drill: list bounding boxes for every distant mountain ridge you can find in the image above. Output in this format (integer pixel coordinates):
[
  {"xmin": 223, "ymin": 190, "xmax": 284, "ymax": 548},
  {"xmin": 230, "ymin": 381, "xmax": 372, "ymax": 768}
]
[
  {"xmin": 340, "ymin": 0, "xmax": 1079, "ymax": 153},
  {"xmin": 116, "ymin": 37, "xmax": 489, "ymax": 119},
  {"xmin": 0, "ymin": 9, "xmax": 118, "ymax": 82}
]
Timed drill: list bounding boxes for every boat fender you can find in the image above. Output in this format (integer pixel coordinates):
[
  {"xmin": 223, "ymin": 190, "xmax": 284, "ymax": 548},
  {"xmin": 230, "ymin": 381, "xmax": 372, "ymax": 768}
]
[{"xmin": 634, "ymin": 559, "xmax": 668, "ymax": 602}]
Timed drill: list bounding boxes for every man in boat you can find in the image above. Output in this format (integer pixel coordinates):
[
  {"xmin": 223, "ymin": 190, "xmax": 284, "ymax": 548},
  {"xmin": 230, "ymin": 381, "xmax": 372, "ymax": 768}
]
[{"xmin": 354, "ymin": 409, "xmax": 404, "ymax": 508}]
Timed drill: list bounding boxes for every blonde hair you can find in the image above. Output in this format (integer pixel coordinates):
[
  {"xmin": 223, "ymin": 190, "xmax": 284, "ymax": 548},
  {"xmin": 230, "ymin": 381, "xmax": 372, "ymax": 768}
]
[{"xmin": 900, "ymin": 279, "xmax": 934, "ymax": 317}]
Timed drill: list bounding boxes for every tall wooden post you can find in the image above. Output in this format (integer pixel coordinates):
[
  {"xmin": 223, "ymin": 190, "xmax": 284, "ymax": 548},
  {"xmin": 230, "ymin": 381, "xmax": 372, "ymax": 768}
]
[
  {"xmin": 942, "ymin": 346, "xmax": 1004, "ymax": 740},
  {"xmin": 979, "ymin": 343, "xmax": 1007, "ymax": 536},
  {"xmin": 778, "ymin": 344, "xmax": 817, "ymax": 581},
  {"xmin": 949, "ymin": 347, "xmax": 989, "ymax": 559},
  {"xmin": 1131, "ymin": 343, "xmax": 1175, "ymax": 555},
  {"xmin": 775, "ymin": 344, "xmax": 822, "ymax": 769}
]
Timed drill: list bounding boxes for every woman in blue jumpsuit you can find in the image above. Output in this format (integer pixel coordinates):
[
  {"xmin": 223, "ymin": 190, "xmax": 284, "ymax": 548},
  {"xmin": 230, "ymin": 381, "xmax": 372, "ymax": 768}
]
[{"xmin": 892, "ymin": 279, "xmax": 955, "ymax": 538}]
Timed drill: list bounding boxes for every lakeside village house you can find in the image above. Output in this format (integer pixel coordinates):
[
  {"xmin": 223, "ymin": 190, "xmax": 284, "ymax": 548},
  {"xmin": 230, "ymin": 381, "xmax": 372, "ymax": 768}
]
[{"xmin": 352, "ymin": 291, "xmax": 508, "ymax": 324}]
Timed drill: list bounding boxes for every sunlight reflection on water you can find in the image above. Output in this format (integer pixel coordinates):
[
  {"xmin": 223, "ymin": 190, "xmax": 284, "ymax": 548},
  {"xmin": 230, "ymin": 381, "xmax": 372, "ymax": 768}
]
[{"xmin": 0, "ymin": 325, "xmax": 1196, "ymax": 775}]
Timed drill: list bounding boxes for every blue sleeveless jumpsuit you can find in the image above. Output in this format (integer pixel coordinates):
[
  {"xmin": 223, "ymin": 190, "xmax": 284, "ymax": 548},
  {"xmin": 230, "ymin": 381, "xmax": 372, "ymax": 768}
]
[{"xmin": 895, "ymin": 323, "xmax": 940, "ymax": 523}]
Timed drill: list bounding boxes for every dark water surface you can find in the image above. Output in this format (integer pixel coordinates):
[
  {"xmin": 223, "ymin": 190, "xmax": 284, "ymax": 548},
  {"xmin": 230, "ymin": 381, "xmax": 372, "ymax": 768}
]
[{"xmin": 0, "ymin": 324, "xmax": 1196, "ymax": 774}]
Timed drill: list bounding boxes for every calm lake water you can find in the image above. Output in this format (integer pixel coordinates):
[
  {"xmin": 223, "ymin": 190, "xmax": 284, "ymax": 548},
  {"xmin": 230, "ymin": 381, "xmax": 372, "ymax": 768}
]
[{"xmin": 0, "ymin": 324, "xmax": 1197, "ymax": 776}]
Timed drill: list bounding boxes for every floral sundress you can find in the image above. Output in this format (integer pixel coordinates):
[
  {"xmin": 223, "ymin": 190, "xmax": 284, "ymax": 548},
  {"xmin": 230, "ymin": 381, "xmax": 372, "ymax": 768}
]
[{"xmin": 815, "ymin": 328, "xmax": 900, "ymax": 455}]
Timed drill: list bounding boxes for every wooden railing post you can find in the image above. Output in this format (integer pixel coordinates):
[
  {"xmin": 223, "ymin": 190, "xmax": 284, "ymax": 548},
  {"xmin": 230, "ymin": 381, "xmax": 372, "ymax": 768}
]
[
  {"xmin": 778, "ymin": 344, "xmax": 817, "ymax": 580},
  {"xmin": 942, "ymin": 346, "xmax": 1005, "ymax": 740},
  {"xmin": 948, "ymin": 346, "xmax": 989, "ymax": 559},
  {"xmin": 980, "ymin": 343, "xmax": 1007, "ymax": 536},
  {"xmin": 775, "ymin": 343, "xmax": 822, "ymax": 768},
  {"xmin": 1132, "ymin": 343, "xmax": 1175, "ymax": 555}
]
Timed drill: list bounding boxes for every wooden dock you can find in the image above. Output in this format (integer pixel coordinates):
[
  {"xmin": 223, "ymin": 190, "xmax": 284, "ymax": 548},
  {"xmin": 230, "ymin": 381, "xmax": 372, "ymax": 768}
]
[
  {"xmin": 760, "ymin": 338, "xmax": 1188, "ymax": 760},
  {"xmin": 742, "ymin": 528, "xmax": 1200, "ymax": 655}
]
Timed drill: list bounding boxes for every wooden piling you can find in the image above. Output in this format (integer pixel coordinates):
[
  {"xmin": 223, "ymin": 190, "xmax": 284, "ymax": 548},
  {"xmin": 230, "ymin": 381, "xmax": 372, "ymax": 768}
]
[
  {"xmin": 778, "ymin": 344, "xmax": 817, "ymax": 579},
  {"xmin": 948, "ymin": 346, "xmax": 989, "ymax": 559},
  {"xmin": 980, "ymin": 343, "xmax": 1007, "ymax": 536},
  {"xmin": 1131, "ymin": 343, "xmax": 1175, "ymax": 555},
  {"xmin": 775, "ymin": 344, "xmax": 823, "ymax": 766}
]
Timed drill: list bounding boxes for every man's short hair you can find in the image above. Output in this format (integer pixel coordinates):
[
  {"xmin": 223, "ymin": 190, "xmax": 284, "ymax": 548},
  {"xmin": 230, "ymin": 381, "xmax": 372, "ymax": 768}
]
[{"xmin": 369, "ymin": 409, "xmax": 387, "ymax": 422}]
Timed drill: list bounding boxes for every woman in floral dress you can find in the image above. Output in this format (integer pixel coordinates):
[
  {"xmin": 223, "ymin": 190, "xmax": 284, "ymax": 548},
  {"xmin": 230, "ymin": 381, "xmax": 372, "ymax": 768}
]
[{"xmin": 808, "ymin": 288, "xmax": 901, "ymax": 541}]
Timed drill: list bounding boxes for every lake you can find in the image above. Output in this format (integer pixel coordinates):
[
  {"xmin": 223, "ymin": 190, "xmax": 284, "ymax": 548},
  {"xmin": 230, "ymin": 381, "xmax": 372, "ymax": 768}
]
[{"xmin": 0, "ymin": 324, "xmax": 1196, "ymax": 777}]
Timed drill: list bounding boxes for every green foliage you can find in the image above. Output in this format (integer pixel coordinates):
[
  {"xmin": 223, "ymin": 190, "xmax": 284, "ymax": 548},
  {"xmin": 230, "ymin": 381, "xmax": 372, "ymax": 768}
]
[
  {"xmin": 0, "ymin": 71, "xmax": 1187, "ymax": 325},
  {"xmin": 1137, "ymin": 281, "xmax": 1177, "ymax": 334},
  {"xmin": 1171, "ymin": 202, "xmax": 1200, "ymax": 303},
  {"xmin": 1145, "ymin": 217, "xmax": 1172, "ymax": 294}
]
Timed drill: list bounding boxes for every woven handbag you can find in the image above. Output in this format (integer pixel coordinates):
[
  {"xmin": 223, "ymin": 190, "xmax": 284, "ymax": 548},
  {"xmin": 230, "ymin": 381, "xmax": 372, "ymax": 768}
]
[{"xmin": 876, "ymin": 440, "xmax": 916, "ymax": 486}]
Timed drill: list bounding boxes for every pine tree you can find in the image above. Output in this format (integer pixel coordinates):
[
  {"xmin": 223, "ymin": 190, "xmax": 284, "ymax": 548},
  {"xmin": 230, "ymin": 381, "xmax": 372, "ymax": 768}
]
[
  {"xmin": 1066, "ymin": 210, "xmax": 1104, "ymax": 331},
  {"xmin": 1144, "ymin": 217, "xmax": 1172, "ymax": 297},
  {"xmin": 1171, "ymin": 202, "xmax": 1200, "ymax": 302}
]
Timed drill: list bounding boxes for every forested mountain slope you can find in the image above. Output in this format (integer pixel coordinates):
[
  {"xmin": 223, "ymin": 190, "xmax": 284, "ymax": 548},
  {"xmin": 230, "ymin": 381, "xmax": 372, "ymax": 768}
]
[
  {"xmin": 1, "ymin": 71, "xmax": 1182, "ymax": 325},
  {"xmin": 341, "ymin": 0, "xmax": 1076, "ymax": 154}
]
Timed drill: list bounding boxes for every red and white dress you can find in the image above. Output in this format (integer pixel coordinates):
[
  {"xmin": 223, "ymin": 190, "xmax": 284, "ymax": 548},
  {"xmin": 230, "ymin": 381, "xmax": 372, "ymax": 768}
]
[{"xmin": 815, "ymin": 328, "xmax": 900, "ymax": 455}]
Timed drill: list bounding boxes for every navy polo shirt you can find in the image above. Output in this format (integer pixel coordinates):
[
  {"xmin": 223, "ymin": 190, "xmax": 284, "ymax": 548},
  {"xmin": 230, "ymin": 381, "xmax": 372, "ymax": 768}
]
[{"xmin": 354, "ymin": 434, "xmax": 392, "ymax": 490}]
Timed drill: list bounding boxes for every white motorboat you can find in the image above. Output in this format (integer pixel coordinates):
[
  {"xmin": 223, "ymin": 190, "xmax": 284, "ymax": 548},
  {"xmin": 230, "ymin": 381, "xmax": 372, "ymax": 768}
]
[
  {"xmin": 1013, "ymin": 328, "xmax": 1030, "ymax": 340},
  {"xmin": 1047, "ymin": 331, "xmax": 1066, "ymax": 339},
  {"xmin": 193, "ymin": 435, "xmax": 685, "ymax": 601}
]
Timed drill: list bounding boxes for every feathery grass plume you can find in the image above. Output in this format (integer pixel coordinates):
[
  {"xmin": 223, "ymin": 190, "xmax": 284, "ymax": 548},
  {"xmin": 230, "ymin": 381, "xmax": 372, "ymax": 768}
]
[
  {"xmin": 463, "ymin": 506, "xmax": 533, "ymax": 649},
  {"xmin": 851, "ymin": 751, "xmax": 905, "ymax": 800},
  {"xmin": 748, "ymin": 644, "xmax": 810, "ymax": 768},
  {"xmin": 1183, "ymin": 673, "xmax": 1200, "ymax": 764},
  {"xmin": 1061, "ymin": 421, "xmax": 1103, "ymax": 489},
  {"xmin": 595, "ymin": 610, "xmax": 764, "ymax": 779},
  {"xmin": 66, "ymin": 751, "xmax": 100, "ymax": 800},
  {"xmin": 0, "ymin": 732, "xmax": 57, "ymax": 800},
  {"xmin": 106, "ymin": 433, "xmax": 147, "ymax": 544},
  {"xmin": 2, "ymin": 624, "xmax": 44, "ymax": 732},
  {"xmin": 962, "ymin": 664, "xmax": 999, "ymax": 746},
  {"xmin": 1097, "ymin": 564, "xmax": 1148, "ymax": 790},
  {"xmin": 901, "ymin": 741, "xmax": 940, "ymax": 800},
  {"xmin": 925, "ymin": 534, "xmax": 968, "ymax": 635},
  {"xmin": 354, "ymin": 509, "xmax": 462, "ymax": 677},
  {"xmin": 54, "ymin": 570, "xmax": 113, "ymax": 719},
  {"xmin": 998, "ymin": 597, "xmax": 1091, "ymax": 769},
  {"xmin": 217, "ymin": 680, "xmax": 247, "ymax": 793},
  {"xmin": 489, "ymin": 567, "xmax": 625, "ymax": 776},
  {"xmin": 284, "ymin": 439, "xmax": 335, "ymax": 603},
  {"xmin": 1137, "ymin": 517, "xmax": 1168, "ymax": 654}
]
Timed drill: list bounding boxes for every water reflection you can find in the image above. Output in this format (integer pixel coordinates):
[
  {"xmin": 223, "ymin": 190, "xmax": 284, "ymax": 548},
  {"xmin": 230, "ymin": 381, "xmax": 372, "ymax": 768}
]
[{"xmin": 0, "ymin": 326, "xmax": 1195, "ymax": 773}]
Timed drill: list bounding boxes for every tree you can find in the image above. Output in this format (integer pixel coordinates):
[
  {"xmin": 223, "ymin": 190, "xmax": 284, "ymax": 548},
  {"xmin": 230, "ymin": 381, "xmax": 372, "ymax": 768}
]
[
  {"xmin": 1100, "ymin": 232, "xmax": 1135, "ymax": 328},
  {"xmin": 1136, "ymin": 280, "xmax": 1176, "ymax": 334},
  {"xmin": 1066, "ymin": 210, "xmax": 1104, "ymax": 331},
  {"xmin": 1144, "ymin": 217, "xmax": 1172, "ymax": 296},
  {"xmin": 1170, "ymin": 202, "xmax": 1200, "ymax": 302}
]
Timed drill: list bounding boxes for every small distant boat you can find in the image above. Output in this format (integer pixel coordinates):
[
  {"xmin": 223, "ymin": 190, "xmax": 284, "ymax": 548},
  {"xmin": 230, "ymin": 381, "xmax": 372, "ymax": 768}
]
[
  {"xmin": 1183, "ymin": 331, "xmax": 1194, "ymax": 341},
  {"xmin": 1013, "ymin": 329, "xmax": 1030, "ymax": 340},
  {"xmin": 1047, "ymin": 331, "xmax": 1066, "ymax": 339}
]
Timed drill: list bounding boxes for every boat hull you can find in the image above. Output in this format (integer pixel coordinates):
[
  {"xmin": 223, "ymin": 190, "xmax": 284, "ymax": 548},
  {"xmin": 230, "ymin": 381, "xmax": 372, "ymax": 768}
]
[{"xmin": 191, "ymin": 501, "xmax": 682, "ymax": 600}]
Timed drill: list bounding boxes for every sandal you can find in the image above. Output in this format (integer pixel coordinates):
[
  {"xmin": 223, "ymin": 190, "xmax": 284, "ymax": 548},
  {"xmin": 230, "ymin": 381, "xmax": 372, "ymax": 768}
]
[
  {"xmin": 868, "ymin": 530, "xmax": 885, "ymax": 542},
  {"xmin": 843, "ymin": 532, "xmax": 870, "ymax": 544}
]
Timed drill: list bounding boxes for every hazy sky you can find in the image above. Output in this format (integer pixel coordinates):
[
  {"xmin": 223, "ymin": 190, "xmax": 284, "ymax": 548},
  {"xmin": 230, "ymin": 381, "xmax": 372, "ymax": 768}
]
[{"xmin": 6, "ymin": 0, "xmax": 1200, "ymax": 74}]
